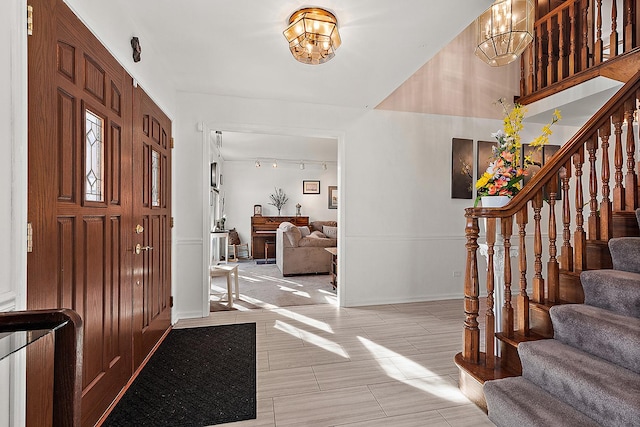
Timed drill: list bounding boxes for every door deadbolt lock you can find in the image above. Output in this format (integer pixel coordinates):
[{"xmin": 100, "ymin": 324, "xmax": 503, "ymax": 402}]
[
  {"xmin": 134, "ymin": 243, "xmax": 153, "ymax": 254},
  {"xmin": 135, "ymin": 224, "xmax": 144, "ymax": 234}
]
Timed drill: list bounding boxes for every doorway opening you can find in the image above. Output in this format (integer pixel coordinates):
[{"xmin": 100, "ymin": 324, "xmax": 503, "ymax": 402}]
[{"xmin": 201, "ymin": 126, "xmax": 343, "ymax": 315}]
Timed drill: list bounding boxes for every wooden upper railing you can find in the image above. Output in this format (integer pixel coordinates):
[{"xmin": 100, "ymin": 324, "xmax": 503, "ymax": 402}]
[
  {"xmin": 458, "ymin": 68, "xmax": 640, "ymax": 376},
  {"xmin": 519, "ymin": 0, "xmax": 640, "ymax": 105}
]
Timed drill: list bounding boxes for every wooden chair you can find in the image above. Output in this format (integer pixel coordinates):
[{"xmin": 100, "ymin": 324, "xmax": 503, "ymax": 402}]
[{"xmin": 227, "ymin": 228, "xmax": 250, "ymax": 261}]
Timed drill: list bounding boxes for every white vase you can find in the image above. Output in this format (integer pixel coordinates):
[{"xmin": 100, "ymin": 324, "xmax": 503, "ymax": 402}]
[{"xmin": 481, "ymin": 195, "xmax": 511, "ymax": 208}]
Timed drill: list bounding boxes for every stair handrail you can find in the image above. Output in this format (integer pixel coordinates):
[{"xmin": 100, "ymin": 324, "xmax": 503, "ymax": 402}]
[{"xmin": 466, "ymin": 68, "xmax": 640, "ymax": 221}]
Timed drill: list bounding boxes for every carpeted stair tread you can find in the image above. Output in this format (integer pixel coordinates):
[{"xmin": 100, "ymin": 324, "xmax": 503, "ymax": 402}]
[
  {"xmin": 608, "ymin": 236, "xmax": 640, "ymax": 274},
  {"xmin": 484, "ymin": 376, "xmax": 600, "ymax": 427},
  {"xmin": 518, "ymin": 339, "xmax": 640, "ymax": 427},
  {"xmin": 550, "ymin": 304, "xmax": 640, "ymax": 373},
  {"xmin": 580, "ymin": 269, "xmax": 640, "ymax": 318}
]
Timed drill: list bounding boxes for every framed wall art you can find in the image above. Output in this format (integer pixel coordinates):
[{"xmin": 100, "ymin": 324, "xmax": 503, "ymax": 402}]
[
  {"xmin": 328, "ymin": 186, "xmax": 337, "ymax": 209},
  {"xmin": 303, "ymin": 180, "xmax": 320, "ymax": 194},
  {"xmin": 476, "ymin": 140, "xmax": 495, "ymax": 182},
  {"xmin": 451, "ymin": 138, "xmax": 473, "ymax": 199}
]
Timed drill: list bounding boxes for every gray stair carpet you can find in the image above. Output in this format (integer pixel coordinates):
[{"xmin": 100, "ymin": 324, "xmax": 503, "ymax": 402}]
[
  {"xmin": 484, "ymin": 225, "xmax": 640, "ymax": 426},
  {"xmin": 484, "ymin": 377, "xmax": 600, "ymax": 427},
  {"xmin": 580, "ymin": 269, "xmax": 640, "ymax": 318},
  {"xmin": 519, "ymin": 339, "xmax": 640, "ymax": 427},
  {"xmin": 608, "ymin": 236, "xmax": 640, "ymax": 273},
  {"xmin": 550, "ymin": 304, "xmax": 640, "ymax": 373}
]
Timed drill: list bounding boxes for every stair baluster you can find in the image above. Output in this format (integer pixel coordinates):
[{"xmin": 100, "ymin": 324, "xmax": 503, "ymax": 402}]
[
  {"xmin": 587, "ymin": 136, "xmax": 601, "ymax": 239},
  {"xmin": 613, "ymin": 109, "xmax": 625, "ymax": 210},
  {"xmin": 574, "ymin": 147, "xmax": 587, "ymax": 271},
  {"xmin": 533, "ymin": 193, "xmax": 545, "ymax": 303},
  {"xmin": 600, "ymin": 123, "xmax": 613, "ymax": 240},
  {"xmin": 547, "ymin": 182, "xmax": 560, "ymax": 303},
  {"xmin": 485, "ymin": 217, "xmax": 497, "ymax": 368},
  {"xmin": 624, "ymin": 99, "xmax": 638, "ymax": 209},
  {"xmin": 501, "ymin": 217, "xmax": 514, "ymax": 339},
  {"xmin": 560, "ymin": 165, "xmax": 574, "ymax": 271},
  {"xmin": 516, "ymin": 208, "xmax": 529, "ymax": 336}
]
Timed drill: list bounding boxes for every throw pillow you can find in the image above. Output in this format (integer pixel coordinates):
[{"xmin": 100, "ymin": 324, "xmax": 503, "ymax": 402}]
[
  {"xmin": 309, "ymin": 231, "xmax": 326, "ymax": 238},
  {"xmin": 322, "ymin": 226, "xmax": 338, "ymax": 239},
  {"xmin": 298, "ymin": 226, "xmax": 311, "ymax": 237},
  {"xmin": 228, "ymin": 228, "xmax": 241, "ymax": 245},
  {"xmin": 284, "ymin": 226, "xmax": 302, "ymax": 247}
]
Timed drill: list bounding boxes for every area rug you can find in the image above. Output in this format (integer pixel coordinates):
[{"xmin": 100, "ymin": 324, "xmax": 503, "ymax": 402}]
[
  {"xmin": 103, "ymin": 324, "xmax": 256, "ymax": 427},
  {"xmin": 210, "ymin": 260, "xmax": 336, "ymax": 311}
]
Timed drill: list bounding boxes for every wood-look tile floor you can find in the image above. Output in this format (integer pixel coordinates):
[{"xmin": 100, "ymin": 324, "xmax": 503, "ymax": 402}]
[{"xmin": 174, "ymin": 300, "xmax": 494, "ymax": 427}]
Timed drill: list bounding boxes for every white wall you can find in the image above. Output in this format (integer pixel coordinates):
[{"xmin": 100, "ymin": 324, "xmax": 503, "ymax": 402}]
[
  {"xmin": 223, "ymin": 160, "xmax": 338, "ymax": 247},
  {"xmin": 1, "ymin": 1, "xmax": 28, "ymax": 425},
  {"xmin": 172, "ymin": 90, "xmax": 528, "ymax": 316}
]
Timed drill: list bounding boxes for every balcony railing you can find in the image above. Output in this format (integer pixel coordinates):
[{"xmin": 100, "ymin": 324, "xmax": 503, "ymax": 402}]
[{"xmin": 519, "ymin": 0, "xmax": 640, "ymax": 104}]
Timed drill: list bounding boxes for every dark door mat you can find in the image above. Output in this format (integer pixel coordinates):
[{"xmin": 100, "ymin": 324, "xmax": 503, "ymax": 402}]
[{"xmin": 103, "ymin": 323, "xmax": 256, "ymax": 426}]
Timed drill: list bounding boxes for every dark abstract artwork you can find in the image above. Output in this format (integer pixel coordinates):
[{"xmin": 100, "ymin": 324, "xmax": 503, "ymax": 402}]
[{"xmin": 451, "ymin": 138, "xmax": 473, "ymax": 199}]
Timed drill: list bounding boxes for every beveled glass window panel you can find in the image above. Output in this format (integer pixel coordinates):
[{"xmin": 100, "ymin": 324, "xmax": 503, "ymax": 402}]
[
  {"xmin": 151, "ymin": 149, "xmax": 160, "ymax": 207},
  {"xmin": 85, "ymin": 109, "xmax": 104, "ymax": 202}
]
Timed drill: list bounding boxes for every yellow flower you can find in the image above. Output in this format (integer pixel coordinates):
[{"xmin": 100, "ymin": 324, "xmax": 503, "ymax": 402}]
[
  {"xmin": 553, "ymin": 109, "xmax": 562, "ymax": 121},
  {"xmin": 475, "ymin": 172, "xmax": 491, "ymax": 189}
]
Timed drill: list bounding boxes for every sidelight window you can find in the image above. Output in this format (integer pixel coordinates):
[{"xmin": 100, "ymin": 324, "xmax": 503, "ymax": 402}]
[
  {"xmin": 151, "ymin": 149, "xmax": 160, "ymax": 207},
  {"xmin": 85, "ymin": 109, "xmax": 104, "ymax": 202}
]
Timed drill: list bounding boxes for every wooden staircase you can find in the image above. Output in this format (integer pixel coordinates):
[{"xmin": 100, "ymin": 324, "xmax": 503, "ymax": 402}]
[
  {"xmin": 455, "ymin": 0, "xmax": 640, "ymax": 405},
  {"xmin": 456, "ymin": 68, "xmax": 640, "ymax": 407}
]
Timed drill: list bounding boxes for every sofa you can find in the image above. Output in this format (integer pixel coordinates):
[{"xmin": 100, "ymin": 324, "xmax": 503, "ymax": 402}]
[{"xmin": 276, "ymin": 221, "xmax": 337, "ymax": 276}]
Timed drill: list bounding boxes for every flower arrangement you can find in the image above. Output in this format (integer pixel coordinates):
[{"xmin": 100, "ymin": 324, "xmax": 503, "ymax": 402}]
[
  {"xmin": 475, "ymin": 99, "xmax": 561, "ymax": 206},
  {"xmin": 269, "ymin": 187, "xmax": 289, "ymax": 215}
]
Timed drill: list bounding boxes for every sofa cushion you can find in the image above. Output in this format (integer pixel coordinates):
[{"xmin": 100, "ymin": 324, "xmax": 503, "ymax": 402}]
[
  {"xmin": 298, "ymin": 226, "xmax": 311, "ymax": 237},
  {"xmin": 309, "ymin": 231, "xmax": 326, "ymax": 238},
  {"xmin": 298, "ymin": 236, "xmax": 337, "ymax": 248},
  {"xmin": 311, "ymin": 221, "xmax": 337, "ymax": 233},
  {"xmin": 322, "ymin": 226, "xmax": 338, "ymax": 239},
  {"xmin": 279, "ymin": 222, "xmax": 302, "ymax": 247}
]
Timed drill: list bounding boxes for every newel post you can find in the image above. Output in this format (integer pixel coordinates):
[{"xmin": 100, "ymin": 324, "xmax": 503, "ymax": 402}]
[{"xmin": 463, "ymin": 208, "xmax": 480, "ymax": 364}]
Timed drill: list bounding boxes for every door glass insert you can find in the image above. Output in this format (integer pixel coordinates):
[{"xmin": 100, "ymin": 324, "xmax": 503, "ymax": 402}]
[
  {"xmin": 151, "ymin": 149, "xmax": 160, "ymax": 207},
  {"xmin": 85, "ymin": 109, "xmax": 104, "ymax": 202}
]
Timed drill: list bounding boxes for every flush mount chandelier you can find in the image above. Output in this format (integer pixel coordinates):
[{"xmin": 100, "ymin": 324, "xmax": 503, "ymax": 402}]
[
  {"xmin": 283, "ymin": 7, "xmax": 342, "ymax": 65},
  {"xmin": 475, "ymin": 0, "xmax": 534, "ymax": 67}
]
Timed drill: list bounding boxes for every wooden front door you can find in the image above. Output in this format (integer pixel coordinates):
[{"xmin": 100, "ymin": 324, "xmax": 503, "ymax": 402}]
[
  {"xmin": 27, "ymin": 0, "xmax": 171, "ymax": 424},
  {"xmin": 132, "ymin": 86, "xmax": 172, "ymax": 369}
]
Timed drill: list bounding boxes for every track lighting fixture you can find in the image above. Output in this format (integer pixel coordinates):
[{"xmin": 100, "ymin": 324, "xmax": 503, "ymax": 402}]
[{"xmin": 253, "ymin": 158, "xmax": 334, "ymax": 169}]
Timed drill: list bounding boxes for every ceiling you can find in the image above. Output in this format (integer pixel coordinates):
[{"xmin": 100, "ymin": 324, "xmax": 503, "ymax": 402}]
[
  {"xmin": 118, "ymin": 0, "xmax": 494, "ymax": 162},
  {"xmin": 122, "ymin": 0, "xmax": 493, "ymax": 110}
]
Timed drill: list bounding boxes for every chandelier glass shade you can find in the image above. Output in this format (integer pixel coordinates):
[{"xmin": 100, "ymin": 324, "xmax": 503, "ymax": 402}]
[
  {"xmin": 283, "ymin": 8, "xmax": 341, "ymax": 65},
  {"xmin": 475, "ymin": 0, "xmax": 534, "ymax": 67}
]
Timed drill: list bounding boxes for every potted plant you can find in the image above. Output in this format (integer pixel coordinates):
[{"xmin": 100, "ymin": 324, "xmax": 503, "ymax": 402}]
[{"xmin": 269, "ymin": 188, "xmax": 289, "ymax": 215}]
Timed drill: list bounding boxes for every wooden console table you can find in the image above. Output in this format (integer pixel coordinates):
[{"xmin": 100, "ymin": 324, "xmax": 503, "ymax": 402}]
[
  {"xmin": 0, "ymin": 309, "xmax": 83, "ymax": 426},
  {"xmin": 251, "ymin": 216, "xmax": 308, "ymax": 259},
  {"xmin": 325, "ymin": 247, "xmax": 337, "ymax": 289}
]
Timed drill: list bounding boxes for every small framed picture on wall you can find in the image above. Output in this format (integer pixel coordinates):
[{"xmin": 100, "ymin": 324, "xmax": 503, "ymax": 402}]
[
  {"xmin": 303, "ymin": 180, "xmax": 320, "ymax": 194},
  {"xmin": 328, "ymin": 186, "xmax": 337, "ymax": 209}
]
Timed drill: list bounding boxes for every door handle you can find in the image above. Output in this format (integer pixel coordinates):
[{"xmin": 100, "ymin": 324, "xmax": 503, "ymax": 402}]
[{"xmin": 134, "ymin": 243, "xmax": 154, "ymax": 254}]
